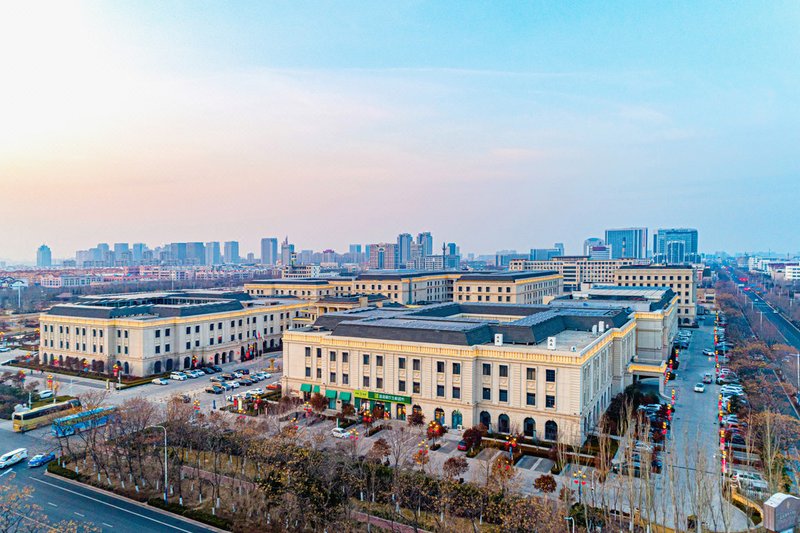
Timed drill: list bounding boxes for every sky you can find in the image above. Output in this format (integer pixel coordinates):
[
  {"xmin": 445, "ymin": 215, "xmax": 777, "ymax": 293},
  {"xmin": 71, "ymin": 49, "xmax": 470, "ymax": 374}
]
[{"xmin": 1, "ymin": 1, "xmax": 799, "ymax": 262}]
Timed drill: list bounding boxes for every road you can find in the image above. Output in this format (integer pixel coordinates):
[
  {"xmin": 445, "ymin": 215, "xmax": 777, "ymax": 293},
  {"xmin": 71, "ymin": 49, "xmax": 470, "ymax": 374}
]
[
  {"xmin": 0, "ymin": 354, "xmax": 283, "ymax": 531},
  {"xmin": 744, "ymin": 290, "xmax": 800, "ymax": 351}
]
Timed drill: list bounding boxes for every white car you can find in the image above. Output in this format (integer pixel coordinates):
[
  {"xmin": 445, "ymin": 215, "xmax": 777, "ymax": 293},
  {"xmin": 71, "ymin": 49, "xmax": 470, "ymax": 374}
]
[
  {"xmin": 331, "ymin": 427, "xmax": 351, "ymax": 439},
  {"xmin": 229, "ymin": 381, "xmax": 240, "ymax": 388},
  {"xmin": 694, "ymin": 383, "xmax": 705, "ymax": 393},
  {"xmin": 38, "ymin": 390, "xmax": 54, "ymax": 400},
  {"xmin": 232, "ymin": 371, "xmax": 244, "ymax": 379},
  {"xmin": 152, "ymin": 378, "xmax": 170, "ymax": 385},
  {"xmin": 262, "ymin": 373, "xmax": 273, "ymax": 379},
  {"xmin": 249, "ymin": 388, "xmax": 264, "ymax": 396},
  {"xmin": 170, "ymin": 372, "xmax": 187, "ymax": 381},
  {"xmin": 0, "ymin": 448, "xmax": 28, "ymax": 469},
  {"xmin": 702, "ymin": 349, "xmax": 715, "ymax": 357}
]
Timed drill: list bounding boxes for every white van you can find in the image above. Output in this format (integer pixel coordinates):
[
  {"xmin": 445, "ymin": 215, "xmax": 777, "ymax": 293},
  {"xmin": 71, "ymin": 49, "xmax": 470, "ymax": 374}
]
[
  {"xmin": 170, "ymin": 372, "xmax": 187, "ymax": 381},
  {"xmin": 0, "ymin": 448, "xmax": 28, "ymax": 468}
]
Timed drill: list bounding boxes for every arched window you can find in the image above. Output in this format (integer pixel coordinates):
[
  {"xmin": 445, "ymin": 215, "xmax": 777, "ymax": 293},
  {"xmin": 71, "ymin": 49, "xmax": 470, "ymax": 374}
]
[
  {"xmin": 166, "ymin": 359, "xmax": 173, "ymax": 371},
  {"xmin": 524, "ymin": 418, "xmax": 536, "ymax": 438},
  {"xmin": 183, "ymin": 357, "xmax": 191, "ymax": 369},
  {"xmin": 123, "ymin": 361, "xmax": 129, "ymax": 375},
  {"xmin": 434, "ymin": 408, "xmax": 445, "ymax": 425},
  {"xmin": 479, "ymin": 411, "xmax": 491, "ymax": 430},
  {"xmin": 451, "ymin": 410, "xmax": 462, "ymax": 429},
  {"xmin": 545, "ymin": 420, "xmax": 558, "ymax": 441},
  {"xmin": 498, "ymin": 414, "xmax": 510, "ymax": 434},
  {"xmin": 153, "ymin": 361, "xmax": 162, "ymax": 374},
  {"xmin": 214, "ymin": 353, "xmax": 219, "ymax": 365}
]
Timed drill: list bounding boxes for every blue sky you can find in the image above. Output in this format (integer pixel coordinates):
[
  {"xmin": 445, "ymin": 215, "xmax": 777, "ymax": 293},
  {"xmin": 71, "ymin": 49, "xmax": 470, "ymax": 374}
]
[{"xmin": 1, "ymin": 1, "xmax": 799, "ymax": 261}]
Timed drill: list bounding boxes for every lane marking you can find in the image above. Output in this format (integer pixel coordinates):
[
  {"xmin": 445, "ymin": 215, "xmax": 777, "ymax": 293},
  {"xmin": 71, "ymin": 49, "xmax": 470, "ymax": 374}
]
[
  {"xmin": 75, "ymin": 512, "xmax": 85, "ymax": 517},
  {"xmin": 0, "ymin": 469, "xmax": 13, "ymax": 478},
  {"xmin": 48, "ymin": 502, "xmax": 58, "ymax": 507},
  {"xmin": 32, "ymin": 478, "xmax": 194, "ymax": 532},
  {"xmin": 102, "ymin": 523, "xmax": 114, "ymax": 528}
]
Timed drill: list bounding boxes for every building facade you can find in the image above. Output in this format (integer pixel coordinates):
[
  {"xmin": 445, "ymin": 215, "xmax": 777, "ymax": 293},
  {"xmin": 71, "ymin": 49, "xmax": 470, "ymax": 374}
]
[
  {"xmin": 614, "ymin": 265, "xmax": 697, "ymax": 324},
  {"xmin": 283, "ymin": 303, "xmax": 637, "ymax": 445},
  {"xmin": 653, "ymin": 228, "xmax": 699, "ymax": 264},
  {"xmin": 454, "ymin": 271, "xmax": 563, "ymax": 304},
  {"xmin": 36, "ymin": 245, "xmax": 52, "ymax": 268},
  {"xmin": 510, "ymin": 257, "xmax": 647, "ymax": 291},
  {"xmin": 605, "ymin": 228, "xmax": 648, "ymax": 259},
  {"xmin": 39, "ymin": 290, "xmax": 308, "ymax": 377}
]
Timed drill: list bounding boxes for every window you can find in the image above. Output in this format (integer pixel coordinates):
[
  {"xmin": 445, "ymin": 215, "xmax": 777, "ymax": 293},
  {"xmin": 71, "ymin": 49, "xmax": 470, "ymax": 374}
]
[
  {"xmin": 436, "ymin": 361, "xmax": 445, "ymax": 373},
  {"xmin": 398, "ymin": 357, "xmax": 406, "ymax": 369},
  {"xmin": 546, "ymin": 369, "xmax": 556, "ymax": 382},
  {"xmin": 165, "ymin": 344, "xmax": 170, "ymax": 352},
  {"xmin": 342, "ymin": 374, "xmax": 349, "ymax": 385},
  {"xmin": 546, "ymin": 395, "xmax": 556, "ymax": 408},
  {"xmin": 210, "ymin": 323, "xmax": 215, "ymax": 331},
  {"xmin": 363, "ymin": 376, "xmax": 370, "ymax": 388},
  {"xmin": 155, "ymin": 346, "xmax": 161, "ymax": 354},
  {"xmin": 117, "ymin": 346, "xmax": 121, "ymax": 354},
  {"xmin": 412, "ymin": 359, "xmax": 420, "ymax": 371},
  {"xmin": 209, "ymin": 338, "xmax": 214, "ymax": 345},
  {"xmin": 437, "ymin": 385, "xmax": 445, "ymax": 397},
  {"xmin": 92, "ymin": 329, "xmax": 96, "ymax": 337},
  {"xmin": 329, "ymin": 351, "xmax": 336, "ymax": 362},
  {"xmin": 316, "ymin": 348, "xmax": 322, "ymax": 358},
  {"xmin": 165, "ymin": 328, "xmax": 170, "ymax": 337},
  {"xmin": 305, "ymin": 366, "xmax": 311, "ymax": 377},
  {"xmin": 330, "ymin": 372, "xmax": 336, "ymax": 383},
  {"xmin": 499, "ymin": 365, "xmax": 508, "ymax": 378},
  {"xmin": 398, "ymin": 380, "xmax": 406, "ymax": 392},
  {"xmin": 155, "ymin": 330, "xmax": 161, "ymax": 338},
  {"xmin": 238, "ymin": 319, "xmax": 242, "ymax": 327},
  {"xmin": 482, "ymin": 363, "xmax": 491, "ymax": 376},
  {"xmin": 186, "ymin": 342, "xmax": 191, "ymax": 350},
  {"xmin": 195, "ymin": 340, "xmax": 200, "ymax": 348},
  {"xmin": 526, "ymin": 393, "xmax": 536, "ymax": 406},
  {"xmin": 117, "ymin": 330, "xmax": 121, "ymax": 338},
  {"xmin": 376, "ymin": 355, "xmax": 383, "ymax": 367},
  {"xmin": 124, "ymin": 330, "xmax": 128, "ymax": 338},
  {"xmin": 231, "ymin": 320, "xmax": 235, "ymax": 327},
  {"xmin": 526, "ymin": 368, "xmax": 536, "ymax": 380},
  {"xmin": 499, "ymin": 389, "xmax": 508, "ymax": 402},
  {"xmin": 363, "ymin": 354, "xmax": 370, "ymax": 365},
  {"xmin": 305, "ymin": 347, "xmax": 311, "ymax": 357},
  {"xmin": 195, "ymin": 325, "xmax": 200, "ymax": 333},
  {"xmin": 452, "ymin": 362, "xmax": 461, "ymax": 375},
  {"xmin": 186, "ymin": 326, "xmax": 191, "ymax": 335},
  {"xmin": 413, "ymin": 382, "xmax": 420, "ymax": 394},
  {"xmin": 316, "ymin": 368, "xmax": 322, "ymax": 379},
  {"xmin": 452, "ymin": 387, "xmax": 461, "ymax": 399},
  {"xmin": 376, "ymin": 377, "xmax": 383, "ymax": 389},
  {"xmin": 342, "ymin": 352, "xmax": 349, "ymax": 363},
  {"xmin": 482, "ymin": 387, "xmax": 491, "ymax": 400}
]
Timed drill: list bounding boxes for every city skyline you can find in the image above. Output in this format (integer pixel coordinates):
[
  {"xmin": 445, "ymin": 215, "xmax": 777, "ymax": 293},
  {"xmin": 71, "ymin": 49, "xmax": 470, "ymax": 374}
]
[{"xmin": 2, "ymin": 2, "xmax": 800, "ymax": 260}]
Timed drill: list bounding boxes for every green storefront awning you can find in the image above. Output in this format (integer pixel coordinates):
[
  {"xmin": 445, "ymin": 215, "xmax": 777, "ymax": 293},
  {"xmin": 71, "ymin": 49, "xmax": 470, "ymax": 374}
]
[
  {"xmin": 300, "ymin": 384, "xmax": 312, "ymax": 392},
  {"xmin": 339, "ymin": 392, "xmax": 352, "ymax": 402},
  {"xmin": 325, "ymin": 390, "xmax": 337, "ymax": 399},
  {"xmin": 312, "ymin": 385, "xmax": 321, "ymax": 394}
]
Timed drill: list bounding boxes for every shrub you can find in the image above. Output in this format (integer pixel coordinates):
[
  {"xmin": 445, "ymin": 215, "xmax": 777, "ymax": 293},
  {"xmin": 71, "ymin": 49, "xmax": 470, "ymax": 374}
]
[
  {"xmin": 147, "ymin": 498, "xmax": 232, "ymax": 530},
  {"xmin": 47, "ymin": 462, "xmax": 82, "ymax": 480}
]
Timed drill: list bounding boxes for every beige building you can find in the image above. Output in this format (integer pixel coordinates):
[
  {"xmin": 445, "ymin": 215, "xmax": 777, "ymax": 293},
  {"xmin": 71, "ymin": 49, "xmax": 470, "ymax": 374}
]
[
  {"xmin": 282, "ymin": 302, "xmax": 638, "ymax": 445},
  {"xmin": 39, "ymin": 290, "xmax": 309, "ymax": 377},
  {"xmin": 453, "ymin": 271, "xmax": 562, "ymax": 304},
  {"xmin": 510, "ymin": 256, "xmax": 648, "ymax": 291},
  {"xmin": 614, "ymin": 265, "xmax": 697, "ymax": 325},
  {"xmin": 246, "ymin": 270, "xmax": 563, "ymax": 306}
]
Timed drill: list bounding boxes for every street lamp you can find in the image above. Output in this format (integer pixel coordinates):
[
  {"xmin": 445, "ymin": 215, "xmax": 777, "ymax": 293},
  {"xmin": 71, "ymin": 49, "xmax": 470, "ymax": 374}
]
[
  {"xmin": 564, "ymin": 516, "xmax": 575, "ymax": 533},
  {"xmin": 146, "ymin": 425, "xmax": 168, "ymax": 503},
  {"xmin": 572, "ymin": 468, "xmax": 587, "ymax": 504}
]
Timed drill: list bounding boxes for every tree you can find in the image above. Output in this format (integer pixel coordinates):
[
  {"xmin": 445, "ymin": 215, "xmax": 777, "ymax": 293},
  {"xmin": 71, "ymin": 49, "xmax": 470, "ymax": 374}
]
[
  {"xmin": 407, "ymin": 410, "xmax": 425, "ymax": 427},
  {"xmin": 308, "ymin": 392, "xmax": 327, "ymax": 413},
  {"xmin": 426, "ymin": 420, "xmax": 443, "ymax": 447},
  {"xmin": 442, "ymin": 456, "xmax": 468, "ymax": 481},
  {"xmin": 488, "ymin": 456, "xmax": 517, "ymax": 495},
  {"xmin": 533, "ymin": 473, "xmax": 557, "ymax": 494},
  {"xmin": 462, "ymin": 426, "xmax": 483, "ymax": 452},
  {"xmin": 340, "ymin": 402, "xmax": 355, "ymax": 419},
  {"xmin": 367, "ymin": 437, "xmax": 390, "ymax": 463}
]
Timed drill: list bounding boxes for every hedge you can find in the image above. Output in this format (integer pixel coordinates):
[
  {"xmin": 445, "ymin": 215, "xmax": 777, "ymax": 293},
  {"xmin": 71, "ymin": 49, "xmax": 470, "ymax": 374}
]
[
  {"xmin": 47, "ymin": 462, "xmax": 82, "ymax": 480},
  {"xmin": 147, "ymin": 497, "xmax": 232, "ymax": 530}
]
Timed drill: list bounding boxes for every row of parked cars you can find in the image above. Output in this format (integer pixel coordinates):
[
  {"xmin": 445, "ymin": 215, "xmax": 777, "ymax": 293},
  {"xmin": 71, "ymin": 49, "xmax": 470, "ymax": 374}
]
[{"xmin": 206, "ymin": 370, "xmax": 277, "ymax": 395}]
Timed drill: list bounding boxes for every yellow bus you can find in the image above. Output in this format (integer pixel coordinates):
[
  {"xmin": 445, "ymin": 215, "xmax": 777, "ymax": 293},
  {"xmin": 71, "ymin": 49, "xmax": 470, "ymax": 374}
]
[{"xmin": 12, "ymin": 399, "xmax": 81, "ymax": 432}]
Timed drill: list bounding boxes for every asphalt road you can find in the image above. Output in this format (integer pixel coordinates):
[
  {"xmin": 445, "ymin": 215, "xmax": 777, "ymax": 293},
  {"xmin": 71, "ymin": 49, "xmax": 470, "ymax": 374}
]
[
  {"xmin": 745, "ymin": 291, "xmax": 800, "ymax": 351},
  {"xmin": 0, "ymin": 354, "xmax": 283, "ymax": 532}
]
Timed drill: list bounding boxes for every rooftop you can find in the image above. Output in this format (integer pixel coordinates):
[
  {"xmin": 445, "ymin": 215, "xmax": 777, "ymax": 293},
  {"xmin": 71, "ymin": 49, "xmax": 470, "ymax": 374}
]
[{"xmin": 455, "ymin": 270, "xmax": 559, "ymax": 282}]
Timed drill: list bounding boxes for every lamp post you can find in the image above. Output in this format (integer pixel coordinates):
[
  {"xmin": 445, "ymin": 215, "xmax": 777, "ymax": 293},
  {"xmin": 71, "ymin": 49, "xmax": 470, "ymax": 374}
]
[
  {"xmin": 564, "ymin": 516, "xmax": 575, "ymax": 533},
  {"xmin": 146, "ymin": 425, "xmax": 168, "ymax": 503}
]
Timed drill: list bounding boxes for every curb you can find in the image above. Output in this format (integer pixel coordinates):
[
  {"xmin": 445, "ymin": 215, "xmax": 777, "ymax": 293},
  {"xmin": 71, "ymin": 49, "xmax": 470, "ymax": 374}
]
[{"xmin": 43, "ymin": 471, "xmax": 229, "ymax": 532}]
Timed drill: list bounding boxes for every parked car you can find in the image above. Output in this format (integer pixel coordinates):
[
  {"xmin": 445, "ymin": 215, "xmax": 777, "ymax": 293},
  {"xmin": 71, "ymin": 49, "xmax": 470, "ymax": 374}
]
[
  {"xmin": 201, "ymin": 367, "xmax": 215, "ymax": 375},
  {"xmin": 331, "ymin": 427, "xmax": 350, "ymax": 439},
  {"xmin": 262, "ymin": 373, "xmax": 273, "ymax": 379},
  {"xmin": 702, "ymin": 373, "xmax": 713, "ymax": 384},
  {"xmin": 170, "ymin": 372, "xmax": 187, "ymax": 381},
  {"xmin": 27, "ymin": 452, "xmax": 55, "ymax": 468},
  {"xmin": 694, "ymin": 383, "xmax": 705, "ymax": 393},
  {"xmin": 457, "ymin": 440, "xmax": 468, "ymax": 451},
  {"xmin": 232, "ymin": 371, "xmax": 244, "ymax": 378},
  {"xmin": 38, "ymin": 390, "xmax": 54, "ymax": 400},
  {"xmin": 235, "ymin": 368, "xmax": 250, "ymax": 375},
  {"xmin": 239, "ymin": 378, "xmax": 254, "ymax": 386},
  {"xmin": 205, "ymin": 386, "xmax": 223, "ymax": 394},
  {"xmin": 220, "ymin": 382, "xmax": 234, "ymax": 391},
  {"xmin": 221, "ymin": 373, "xmax": 235, "ymax": 380},
  {"xmin": 266, "ymin": 383, "xmax": 281, "ymax": 391},
  {"xmin": 211, "ymin": 365, "xmax": 223, "ymax": 372},
  {"xmin": 210, "ymin": 376, "xmax": 225, "ymax": 383},
  {"xmin": 249, "ymin": 388, "xmax": 264, "ymax": 396},
  {"xmin": 229, "ymin": 381, "xmax": 240, "ymax": 388},
  {"xmin": 184, "ymin": 371, "xmax": 198, "ymax": 379},
  {"xmin": 152, "ymin": 378, "xmax": 170, "ymax": 385}
]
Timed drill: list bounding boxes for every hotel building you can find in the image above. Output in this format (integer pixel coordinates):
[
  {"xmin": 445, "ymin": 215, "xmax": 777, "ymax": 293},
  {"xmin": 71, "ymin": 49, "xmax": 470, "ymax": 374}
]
[
  {"xmin": 282, "ymin": 302, "xmax": 639, "ymax": 445},
  {"xmin": 39, "ymin": 290, "xmax": 308, "ymax": 377},
  {"xmin": 509, "ymin": 257, "xmax": 647, "ymax": 291},
  {"xmin": 614, "ymin": 265, "xmax": 697, "ymax": 325}
]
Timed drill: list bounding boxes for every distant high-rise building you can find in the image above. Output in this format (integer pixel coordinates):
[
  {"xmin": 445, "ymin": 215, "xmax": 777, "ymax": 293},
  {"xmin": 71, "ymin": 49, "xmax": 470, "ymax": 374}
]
[
  {"xmin": 605, "ymin": 228, "xmax": 648, "ymax": 259},
  {"xmin": 298, "ymin": 249, "xmax": 313, "ymax": 265},
  {"xmin": 169, "ymin": 242, "xmax": 188, "ymax": 263},
  {"xmin": 348, "ymin": 244, "xmax": 362, "ymax": 255},
  {"xmin": 587, "ymin": 245, "xmax": 613, "ymax": 260},
  {"xmin": 653, "ymin": 228, "xmax": 699, "ymax": 264},
  {"xmin": 369, "ymin": 243, "xmax": 398, "ymax": 270},
  {"xmin": 280, "ymin": 237, "xmax": 295, "ymax": 266},
  {"xmin": 186, "ymin": 242, "xmax": 205, "ymax": 265},
  {"xmin": 444, "ymin": 242, "xmax": 460, "ymax": 269},
  {"xmin": 261, "ymin": 237, "xmax": 278, "ymax": 265},
  {"xmin": 397, "ymin": 233, "xmax": 413, "ymax": 267},
  {"xmin": 583, "ymin": 238, "xmax": 604, "ymax": 255},
  {"xmin": 554, "ymin": 243, "xmax": 565, "ymax": 256},
  {"xmin": 416, "ymin": 232, "xmax": 433, "ymax": 257},
  {"xmin": 224, "ymin": 241, "xmax": 240, "ymax": 264},
  {"xmin": 245, "ymin": 252, "xmax": 256, "ymax": 263},
  {"xmin": 36, "ymin": 244, "xmax": 52, "ymax": 267},
  {"xmin": 132, "ymin": 243, "xmax": 146, "ymax": 263},
  {"xmin": 205, "ymin": 242, "xmax": 222, "ymax": 265}
]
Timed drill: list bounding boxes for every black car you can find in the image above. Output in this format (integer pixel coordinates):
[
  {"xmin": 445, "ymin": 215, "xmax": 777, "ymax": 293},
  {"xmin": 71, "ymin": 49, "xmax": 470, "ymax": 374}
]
[
  {"xmin": 240, "ymin": 378, "xmax": 254, "ymax": 385},
  {"xmin": 236, "ymin": 368, "xmax": 250, "ymax": 375},
  {"xmin": 212, "ymin": 365, "xmax": 223, "ymax": 372},
  {"xmin": 201, "ymin": 367, "xmax": 215, "ymax": 374}
]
